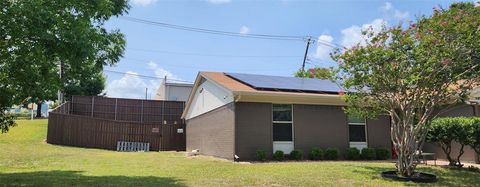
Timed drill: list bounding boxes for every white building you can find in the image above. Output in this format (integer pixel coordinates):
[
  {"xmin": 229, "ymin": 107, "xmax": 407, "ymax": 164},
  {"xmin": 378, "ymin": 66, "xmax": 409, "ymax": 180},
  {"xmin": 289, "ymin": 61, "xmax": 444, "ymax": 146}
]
[{"xmin": 155, "ymin": 77, "xmax": 193, "ymax": 101}]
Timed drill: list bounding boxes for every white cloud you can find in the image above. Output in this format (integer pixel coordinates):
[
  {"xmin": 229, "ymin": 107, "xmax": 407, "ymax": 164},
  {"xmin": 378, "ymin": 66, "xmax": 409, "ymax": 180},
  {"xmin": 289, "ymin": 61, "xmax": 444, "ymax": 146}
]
[
  {"xmin": 313, "ymin": 35, "xmax": 334, "ymax": 61},
  {"xmin": 381, "ymin": 2, "xmax": 409, "ymax": 20},
  {"xmin": 382, "ymin": 2, "xmax": 392, "ymax": 11},
  {"xmin": 394, "ymin": 10, "xmax": 409, "ymax": 19},
  {"xmin": 206, "ymin": 0, "xmax": 231, "ymax": 4},
  {"xmin": 105, "ymin": 71, "xmax": 153, "ymax": 99},
  {"xmin": 239, "ymin": 26, "xmax": 250, "ymax": 35},
  {"xmin": 340, "ymin": 19, "xmax": 386, "ymax": 48},
  {"xmin": 147, "ymin": 61, "xmax": 179, "ymax": 80},
  {"xmin": 105, "ymin": 62, "xmax": 181, "ymax": 99},
  {"xmin": 131, "ymin": 0, "xmax": 158, "ymax": 6}
]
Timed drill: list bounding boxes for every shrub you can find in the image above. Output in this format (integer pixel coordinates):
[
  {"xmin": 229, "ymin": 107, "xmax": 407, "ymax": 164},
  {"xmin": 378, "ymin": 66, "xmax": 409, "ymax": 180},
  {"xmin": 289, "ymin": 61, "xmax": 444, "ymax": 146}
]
[
  {"xmin": 427, "ymin": 117, "xmax": 472, "ymax": 167},
  {"xmin": 345, "ymin": 148, "xmax": 361, "ymax": 160},
  {"xmin": 467, "ymin": 118, "xmax": 480, "ymax": 163},
  {"xmin": 273, "ymin": 150, "xmax": 284, "ymax": 161},
  {"xmin": 361, "ymin": 148, "xmax": 376, "ymax": 160},
  {"xmin": 375, "ymin": 148, "xmax": 390, "ymax": 160},
  {"xmin": 256, "ymin": 149, "xmax": 266, "ymax": 161},
  {"xmin": 309, "ymin": 148, "xmax": 323, "ymax": 160},
  {"xmin": 324, "ymin": 148, "xmax": 339, "ymax": 160},
  {"xmin": 289, "ymin": 149, "xmax": 303, "ymax": 160}
]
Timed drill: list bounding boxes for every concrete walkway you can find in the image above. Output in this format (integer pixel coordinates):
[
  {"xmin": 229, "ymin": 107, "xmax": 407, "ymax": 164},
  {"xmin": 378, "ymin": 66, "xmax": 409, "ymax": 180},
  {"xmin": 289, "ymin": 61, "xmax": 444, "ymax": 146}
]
[{"xmin": 423, "ymin": 159, "xmax": 480, "ymax": 168}]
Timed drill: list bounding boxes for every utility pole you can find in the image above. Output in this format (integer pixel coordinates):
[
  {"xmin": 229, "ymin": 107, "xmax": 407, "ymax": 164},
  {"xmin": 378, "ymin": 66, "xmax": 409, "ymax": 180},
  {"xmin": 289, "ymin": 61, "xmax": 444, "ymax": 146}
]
[
  {"xmin": 301, "ymin": 36, "xmax": 312, "ymax": 72},
  {"xmin": 145, "ymin": 87, "xmax": 148, "ymax": 100},
  {"xmin": 57, "ymin": 61, "xmax": 64, "ymax": 103}
]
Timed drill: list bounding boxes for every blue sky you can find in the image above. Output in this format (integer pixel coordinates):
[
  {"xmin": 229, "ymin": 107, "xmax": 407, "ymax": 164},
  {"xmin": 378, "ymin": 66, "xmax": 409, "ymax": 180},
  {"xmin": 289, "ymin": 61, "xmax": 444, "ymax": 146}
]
[{"xmin": 103, "ymin": 0, "xmax": 470, "ymax": 99}]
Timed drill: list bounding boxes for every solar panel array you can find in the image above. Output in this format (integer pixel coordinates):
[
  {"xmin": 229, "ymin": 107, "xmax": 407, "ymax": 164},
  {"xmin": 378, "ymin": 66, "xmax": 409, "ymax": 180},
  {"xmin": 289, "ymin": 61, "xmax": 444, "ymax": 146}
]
[{"xmin": 225, "ymin": 73, "xmax": 342, "ymax": 94}]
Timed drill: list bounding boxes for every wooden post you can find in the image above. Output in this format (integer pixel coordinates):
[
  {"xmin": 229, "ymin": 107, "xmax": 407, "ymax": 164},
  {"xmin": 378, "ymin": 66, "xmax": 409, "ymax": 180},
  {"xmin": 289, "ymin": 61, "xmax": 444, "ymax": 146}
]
[
  {"xmin": 141, "ymin": 100, "xmax": 144, "ymax": 123},
  {"xmin": 115, "ymin": 98, "xmax": 118, "ymax": 120},
  {"xmin": 91, "ymin": 97, "xmax": 95, "ymax": 117}
]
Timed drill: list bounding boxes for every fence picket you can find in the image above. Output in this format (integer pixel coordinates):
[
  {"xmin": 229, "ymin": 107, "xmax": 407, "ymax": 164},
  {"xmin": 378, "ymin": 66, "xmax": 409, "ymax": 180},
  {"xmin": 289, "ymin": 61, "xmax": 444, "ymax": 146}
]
[{"xmin": 46, "ymin": 96, "xmax": 185, "ymax": 152}]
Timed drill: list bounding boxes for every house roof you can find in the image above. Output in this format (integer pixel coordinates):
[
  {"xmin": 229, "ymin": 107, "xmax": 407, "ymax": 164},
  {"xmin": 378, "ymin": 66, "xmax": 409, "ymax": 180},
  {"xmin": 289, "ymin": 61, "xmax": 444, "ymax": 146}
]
[
  {"xmin": 181, "ymin": 72, "xmax": 346, "ymax": 118},
  {"xmin": 201, "ymin": 72, "xmax": 345, "ymax": 96}
]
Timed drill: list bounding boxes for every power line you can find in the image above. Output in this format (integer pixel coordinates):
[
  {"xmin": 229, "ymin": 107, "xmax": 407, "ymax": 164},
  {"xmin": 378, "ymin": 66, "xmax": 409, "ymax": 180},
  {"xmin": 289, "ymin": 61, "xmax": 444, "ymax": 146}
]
[
  {"xmin": 120, "ymin": 16, "xmax": 307, "ymax": 41},
  {"xmin": 119, "ymin": 16, "xmax": 345, "ymax": 48},
  {"xmin": 128, "ymin": 48, "xmax": 303, "ymax": 58},
  {"xmin": 103, "ymin": 69, "xmax": 193, "ymax": 83},
  {"xmin": 120, "ymin": 57, "xmax": 297, "ymax": 73}
]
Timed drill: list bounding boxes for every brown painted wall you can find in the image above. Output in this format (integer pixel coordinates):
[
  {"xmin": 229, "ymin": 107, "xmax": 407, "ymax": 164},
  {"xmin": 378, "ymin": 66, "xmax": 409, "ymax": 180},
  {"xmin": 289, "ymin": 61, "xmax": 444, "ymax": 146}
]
[
  {"xmin": 234, "ymin": 103, "xmax": 391, "ymax": 160},
  {"xmin": 423, "ymin": 104, "xmax": 479, "ymax": 163},
  {"xmin": 293, "ymin": 105, "xmax": 349, "ymax": 158},
  {"xmin": 235, "ymin": 102, "xmax": 273, "ymax": 161},
  {"xmin": 186, "ymin": 103, "xmax": 235, "ymax": 160},
  {"xmin": 367, "ymin": 115, "xmax": 392, "ymax": 151}
]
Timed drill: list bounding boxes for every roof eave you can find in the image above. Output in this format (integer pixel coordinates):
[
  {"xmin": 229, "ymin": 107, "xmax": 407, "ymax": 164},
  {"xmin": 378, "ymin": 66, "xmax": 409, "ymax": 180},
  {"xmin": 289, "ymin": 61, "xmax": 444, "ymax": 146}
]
[{"xmin": 233, "ymin": 91, "xmax": 346, "ymax": 106}]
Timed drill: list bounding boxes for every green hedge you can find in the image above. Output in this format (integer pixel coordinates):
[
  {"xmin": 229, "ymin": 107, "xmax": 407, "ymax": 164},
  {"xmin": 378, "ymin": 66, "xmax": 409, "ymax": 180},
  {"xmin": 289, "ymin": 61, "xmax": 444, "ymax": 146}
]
[
  {"xmin": 273, "ymin": 150, "xmax": 284, "ymax": 161},
  {"xmin": 375, "ymin": 148, "xmax": 390, "ymax": 160},
  {"xmin": 324, "ymin": 148, "xmax": 339, "ymax": 160},
  {"xmin": 309, "ymin": 148, "xmax": 323, "ymax": 160},
  {"xmin": 345, "ymin": 148, "xmax": 361, "ymax": 160},
  {"xmin": 361, "ymin": 148, "xmax": 376, "ymax": 160},
  {"xmin": 256, "ymin": 149, "xmax": 266, "ymax": 161},
  {"xmin": 289, "ymin": 149, "xmax": 303, "ymax": 160}
]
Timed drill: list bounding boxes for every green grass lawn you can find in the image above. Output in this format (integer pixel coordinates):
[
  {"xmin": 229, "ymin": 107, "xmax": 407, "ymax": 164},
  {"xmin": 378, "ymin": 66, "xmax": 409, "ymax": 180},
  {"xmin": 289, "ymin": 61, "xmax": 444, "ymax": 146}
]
[{"xmin": 0, "ymin": 120, "xmax": 479, "ymax": 186}]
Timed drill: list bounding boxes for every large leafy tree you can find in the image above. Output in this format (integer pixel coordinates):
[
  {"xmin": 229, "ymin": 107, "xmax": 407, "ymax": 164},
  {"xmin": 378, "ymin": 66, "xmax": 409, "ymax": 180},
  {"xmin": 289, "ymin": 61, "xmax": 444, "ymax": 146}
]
[
  {"xmin": 332, "ymin": 3, "xmax": 480, "ymax": 177},
  {"xmin": 64, "ymin": 62, "xmax": 107, "ymax": 100},
  {"xmin": 0, "ymin": 0, "xmax": 129, "ymax": 132}
]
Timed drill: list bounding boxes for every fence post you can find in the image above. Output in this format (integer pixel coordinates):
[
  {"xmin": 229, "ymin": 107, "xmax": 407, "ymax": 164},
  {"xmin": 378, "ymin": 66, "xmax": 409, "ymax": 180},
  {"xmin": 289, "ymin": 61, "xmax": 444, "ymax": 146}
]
[
  {"xmin": 91, "ymin": 96, "xmax": 95, "ymax": 117},
  {"xmin": 141, "ymin": 100, "xmax": 144, "ymax": 123},
  {"xmin": 115, "ymin": 98, "xmax": 118, "ymax": 120}
]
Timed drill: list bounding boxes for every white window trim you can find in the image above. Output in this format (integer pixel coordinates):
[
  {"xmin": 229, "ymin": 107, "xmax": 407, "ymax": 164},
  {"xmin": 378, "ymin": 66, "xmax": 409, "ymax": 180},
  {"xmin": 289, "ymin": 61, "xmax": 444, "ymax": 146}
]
[
  {"xmin": 272, "ymin": 104, "xmax": 294, "ymax": 152},
  {"xmin": 348, "ymin": 118, "xmax": 368, "ymax": 144}
]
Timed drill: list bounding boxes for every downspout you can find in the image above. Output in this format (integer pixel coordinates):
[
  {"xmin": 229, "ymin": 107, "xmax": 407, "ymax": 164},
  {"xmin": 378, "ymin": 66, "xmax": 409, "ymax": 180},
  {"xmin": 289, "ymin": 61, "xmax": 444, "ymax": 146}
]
[{"xmin": 233, "ymin": 92, "xmax": 241, "ymax": 161}]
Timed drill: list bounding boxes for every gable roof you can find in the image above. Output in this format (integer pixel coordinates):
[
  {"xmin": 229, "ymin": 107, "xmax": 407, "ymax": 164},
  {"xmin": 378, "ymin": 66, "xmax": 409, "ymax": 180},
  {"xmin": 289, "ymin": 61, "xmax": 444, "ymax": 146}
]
[{"xmin": 181, "ymin": 72, "xmax": 346, "ymax": 119}]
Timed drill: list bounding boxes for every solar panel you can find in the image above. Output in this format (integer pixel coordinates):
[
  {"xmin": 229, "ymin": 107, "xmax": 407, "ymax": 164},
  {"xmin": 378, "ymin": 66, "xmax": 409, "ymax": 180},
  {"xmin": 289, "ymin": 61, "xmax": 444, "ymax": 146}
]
[{"xmin": 225, "ymin": 73, "xmax": 342, "ymax": 94}]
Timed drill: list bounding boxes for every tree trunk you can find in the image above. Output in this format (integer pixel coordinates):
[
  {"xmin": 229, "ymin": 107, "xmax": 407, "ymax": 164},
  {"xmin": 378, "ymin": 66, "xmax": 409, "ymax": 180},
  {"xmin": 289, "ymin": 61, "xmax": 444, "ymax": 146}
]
[
  {"xmin": 36, "ymin": 102, "xmax": 42, "ymax": 118},
  {"xmin": 455, "ymin": 144, "xmax": 465, "ymax": 167},
  {"xmin": 391, "ymin": 117, "xmax": 426, "ymax": 177}
]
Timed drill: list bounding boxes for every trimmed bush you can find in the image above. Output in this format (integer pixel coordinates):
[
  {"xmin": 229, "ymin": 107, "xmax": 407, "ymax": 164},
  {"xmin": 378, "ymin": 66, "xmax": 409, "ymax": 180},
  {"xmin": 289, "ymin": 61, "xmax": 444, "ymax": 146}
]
[
  {"xmin": 309, "ymin": 148, "xmax": 323, "ymax": 160},
  {"xmin": 375, "ymin": 148, "xmax": 390, "ymax": 160},
  {"xmin": 324, "ymin": 148, "xmax": 339, "ymax": 160},
  {"xmin": 345, "ymin": 148, "xmax": 361, "ymax": 160},
  {"xmin": 256, "ymin": 149, "xmax": 266, "ymax": 161},
  {"xmin": 361, "ymin": 148, "xmax": 376, "ymax": 160},
  {"xmin": 289, "ymin": 149, "xmax": 303, "ymax": 160},
  {"xmin": 427, "ymin": 117, "xmax": 472, "ymax": 166},
  {"xmin": 273, "ymin": 150, "xmax": 284, "ymax": 161}
]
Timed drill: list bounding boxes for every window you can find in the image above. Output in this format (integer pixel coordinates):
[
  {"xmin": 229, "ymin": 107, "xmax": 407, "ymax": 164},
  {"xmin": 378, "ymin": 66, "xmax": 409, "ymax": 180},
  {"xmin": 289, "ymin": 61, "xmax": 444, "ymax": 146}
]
[
  {"xmin": 348, "ymin": 115, "xmax": 367, "ymax": 142},
  {"xmin": 273, "ymin": 104, "xmax": 292, "ymax": 142}
]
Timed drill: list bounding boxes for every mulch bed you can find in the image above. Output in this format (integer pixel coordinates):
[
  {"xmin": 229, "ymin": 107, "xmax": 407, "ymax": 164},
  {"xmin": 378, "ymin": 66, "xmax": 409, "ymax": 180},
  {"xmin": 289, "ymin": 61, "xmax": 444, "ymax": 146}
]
[{"xmin": 381, "ymin": 171, "xmax": 437, "ymax": 183}]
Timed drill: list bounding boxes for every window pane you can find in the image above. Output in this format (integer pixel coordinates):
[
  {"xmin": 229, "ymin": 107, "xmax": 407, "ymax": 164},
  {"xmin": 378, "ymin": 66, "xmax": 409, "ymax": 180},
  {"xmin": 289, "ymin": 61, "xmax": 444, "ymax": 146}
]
[
  {"xmin": 273, "ymin": 123, "xmax": 292, "ymax": 141},
  {"xmin": 347, "ymin": 115, "xmax": 364, "ymax": 124},
  {"xmin": 273, "ymin": 104, "xmax": 292, "ymax": 121},
  {"xmin": 349, "ymin": 125, "xmax": 366, "ymax": 142}
]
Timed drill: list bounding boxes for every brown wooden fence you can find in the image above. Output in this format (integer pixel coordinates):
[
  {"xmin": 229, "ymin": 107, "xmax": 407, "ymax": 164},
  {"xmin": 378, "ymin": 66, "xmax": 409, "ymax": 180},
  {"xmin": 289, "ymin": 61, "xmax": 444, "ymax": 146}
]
[{"xmin": 47, "ymin": 96, "xmax": 186, "ymax": 151}]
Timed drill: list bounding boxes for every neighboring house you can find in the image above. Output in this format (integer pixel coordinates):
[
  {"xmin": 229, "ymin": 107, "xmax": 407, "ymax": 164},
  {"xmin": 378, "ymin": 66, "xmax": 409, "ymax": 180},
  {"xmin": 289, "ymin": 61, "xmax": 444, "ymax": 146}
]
[
  {"xmin": 182, "ymin": 72, "xmax": 392, "ymax": 161},
  {"xmin": 7, "ymin": 103, "xmax": 50, "ymax": 117},
  {"xmin": 155, "ymin": 77, "xmax": 194, "ymax": 101}
]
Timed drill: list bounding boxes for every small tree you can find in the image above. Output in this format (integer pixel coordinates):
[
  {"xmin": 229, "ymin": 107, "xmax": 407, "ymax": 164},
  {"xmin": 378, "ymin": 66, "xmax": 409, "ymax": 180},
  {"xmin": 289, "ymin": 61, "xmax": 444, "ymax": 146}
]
[
  {"xmin": 467, "ymin": 118, "xmax": 480, "ymax": 163},
  {"xmin": 332, "ymin": 3, "xmax": 480, "ymax": 176},
  {"xmin": 427, "ymin": 117, "xmax": 471, "ymax": 166}
]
